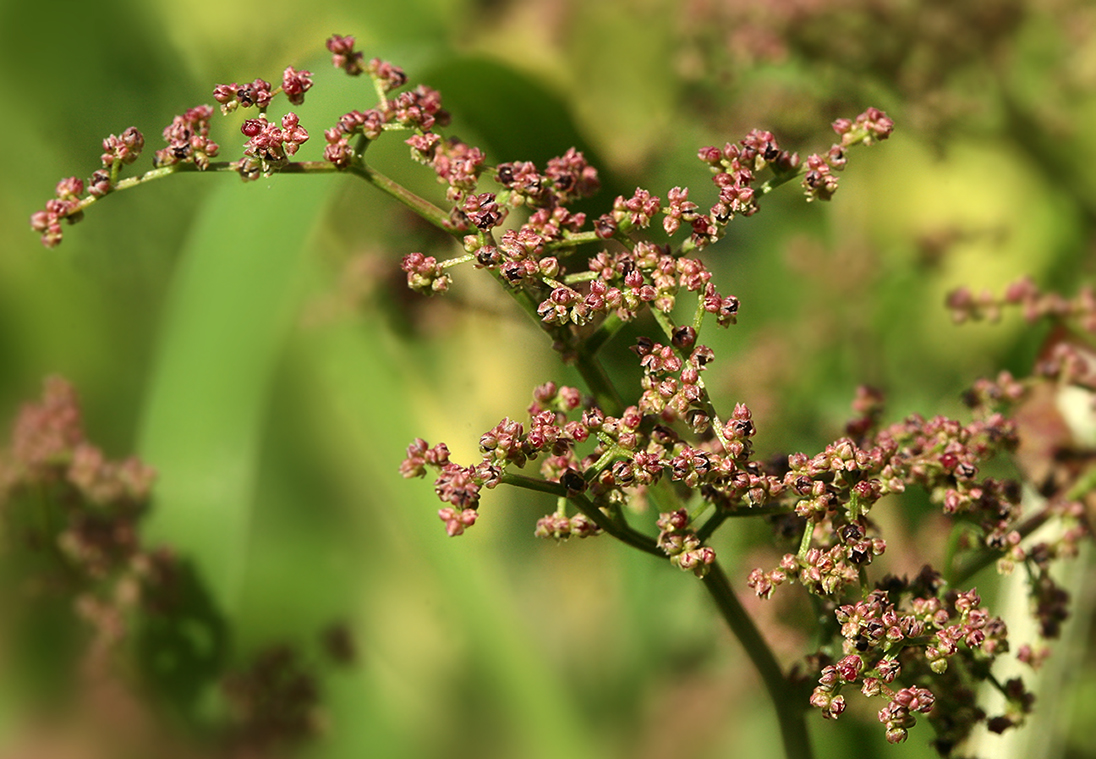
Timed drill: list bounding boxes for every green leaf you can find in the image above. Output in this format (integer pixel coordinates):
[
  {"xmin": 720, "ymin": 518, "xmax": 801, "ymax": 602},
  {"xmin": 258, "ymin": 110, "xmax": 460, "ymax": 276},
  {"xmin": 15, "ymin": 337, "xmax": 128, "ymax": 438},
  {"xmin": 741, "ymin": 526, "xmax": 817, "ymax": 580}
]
[
  {"xmin": 137, "ymin": 173, "xmax": 335, "ymax": 619},
  {"xmin": 300, "ymin": 316, "xmax": 604, "ymax": 759}
]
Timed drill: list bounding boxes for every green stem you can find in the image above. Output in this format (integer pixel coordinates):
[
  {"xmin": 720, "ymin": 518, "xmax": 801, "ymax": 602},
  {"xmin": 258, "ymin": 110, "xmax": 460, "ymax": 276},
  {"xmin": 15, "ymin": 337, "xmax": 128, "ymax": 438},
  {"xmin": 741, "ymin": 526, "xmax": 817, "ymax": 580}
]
[
  {"xmin": 584, "ymin": 312, "xmax": 625, "ymax": 356},
  {"xmin": 701, "ymin": 563, "xmax": 814, "ymax": 759},
  {"xmin": 64, "ymin": 159, "xmax": 457, "ymax": 239},
  {"xmin": 755, "ymin": 168, "xmax": 805, "ymax": 198},
  {"xmin": 498, "ymin": 472, "xmax": 661, "ymax": 557},
  {"xmin": 798, "ymin": 520, "xmax": 815, "ymax": 558},
  {"xmin": 574, "ymin": 351, "xmax": 625, "ymax": 417},
  {"xmin": 348, "ymin": 162, "xmax": 453, "ymax": 232},
  {"xmin": 544, "ymin": 230, "xmax": 604, "ymax": 252},
  {"xmin": 947, "ymin": 508, "xmax": 1051, "ymax": 586}
]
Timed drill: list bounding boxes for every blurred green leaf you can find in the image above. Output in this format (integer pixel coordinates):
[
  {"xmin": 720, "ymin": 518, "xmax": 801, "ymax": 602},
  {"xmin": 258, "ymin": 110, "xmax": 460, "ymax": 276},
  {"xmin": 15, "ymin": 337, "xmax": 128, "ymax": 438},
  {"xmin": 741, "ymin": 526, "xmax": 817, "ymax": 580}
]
[
  {"xmin": 299, "ymin": 316, "xmax": 604, "ymax": 759},
  {"xmin": 136, "ymin": 174, "xmax": 334, "ymax": 618}
]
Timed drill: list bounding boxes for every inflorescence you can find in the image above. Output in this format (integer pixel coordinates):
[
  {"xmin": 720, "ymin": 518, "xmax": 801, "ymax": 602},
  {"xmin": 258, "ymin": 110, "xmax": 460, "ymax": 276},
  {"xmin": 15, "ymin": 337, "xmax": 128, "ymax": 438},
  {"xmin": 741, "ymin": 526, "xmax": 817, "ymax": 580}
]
[{"xmin": 28, "ymin": 33, "xmax": 1095, "ymax": 757}]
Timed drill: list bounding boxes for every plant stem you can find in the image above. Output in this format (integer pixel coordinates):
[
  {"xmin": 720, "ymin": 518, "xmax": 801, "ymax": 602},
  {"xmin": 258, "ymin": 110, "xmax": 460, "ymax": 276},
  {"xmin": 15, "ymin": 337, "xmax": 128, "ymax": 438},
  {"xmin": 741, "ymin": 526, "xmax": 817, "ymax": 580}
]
[
  {"xmin": 584, "ymin": 312, "xmax": 625, "ymax": 356},
  {"xmin": 701, "ymin": 562, "xmax": 814, "ymax": 759},
  {"xmin": 503, "ymin": 472, "xmax": 812, "ymax": 758},
  {"xmin": 348, "ymin": 162, "xmax": 453, "ymax": 232},
  {"xmin": 499, "ymin": 472, "xmax": 661, "ymax": 557},
  {"xmin": 947, "ymin": 509, "xmax": 1051, "ymax": 586},
  {"xmin": 574, "ymin": 350, "xmax": 625, "ymax": 417}
]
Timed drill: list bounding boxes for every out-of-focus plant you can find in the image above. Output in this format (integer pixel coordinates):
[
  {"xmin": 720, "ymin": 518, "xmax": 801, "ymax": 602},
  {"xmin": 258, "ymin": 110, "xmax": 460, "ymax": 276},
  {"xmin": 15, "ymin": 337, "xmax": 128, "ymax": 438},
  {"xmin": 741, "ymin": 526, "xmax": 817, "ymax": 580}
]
[{"xmin": 0, "ymin": 376, "xmax": 354, "ymax": 757}]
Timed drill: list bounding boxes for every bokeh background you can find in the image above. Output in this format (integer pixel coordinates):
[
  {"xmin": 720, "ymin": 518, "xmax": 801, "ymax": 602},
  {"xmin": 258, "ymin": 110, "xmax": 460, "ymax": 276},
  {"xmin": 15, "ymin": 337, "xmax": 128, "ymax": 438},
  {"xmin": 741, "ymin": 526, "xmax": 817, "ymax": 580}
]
[{"xmin": 2, "ymin": 0, "xmax": 1096, "ymax": 757}]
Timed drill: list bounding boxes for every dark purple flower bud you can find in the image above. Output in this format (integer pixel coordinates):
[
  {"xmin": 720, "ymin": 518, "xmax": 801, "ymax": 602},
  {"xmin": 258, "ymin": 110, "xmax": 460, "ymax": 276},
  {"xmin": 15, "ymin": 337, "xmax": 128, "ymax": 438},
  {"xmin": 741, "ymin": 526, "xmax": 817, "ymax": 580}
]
[
  {"xmin": 561, "ymin": 468, "xmax": 587, "ymax": 495},
  {"xmin": 671, "ymin": 325, "xmax": 697, "ymax": 351},
  {"xmin": 594, "ymin": 214, "xmax": 617, "ymax": 239}
]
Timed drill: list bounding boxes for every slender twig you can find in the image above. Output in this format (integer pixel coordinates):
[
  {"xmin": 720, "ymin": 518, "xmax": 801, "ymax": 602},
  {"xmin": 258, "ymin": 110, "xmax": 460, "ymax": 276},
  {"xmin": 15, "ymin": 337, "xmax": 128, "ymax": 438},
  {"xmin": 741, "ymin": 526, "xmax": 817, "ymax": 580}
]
[
  {"xmin": 701, "ymin": 563, "xmax": 814, "ymax": 759},
  {"xmin": 348, "ymin": 162, "xmax": 454, "ymax": 232},
  {"xmin": 947, "ymin": 509, "xmax": 1052, "ymax": 586},
  {"xmin": 584, "ymin": 312, "xmax": 625, "ymax": 356},
  {"xmin": 499, "ymin": 472, "xmax": 662, "ymax": 557}
]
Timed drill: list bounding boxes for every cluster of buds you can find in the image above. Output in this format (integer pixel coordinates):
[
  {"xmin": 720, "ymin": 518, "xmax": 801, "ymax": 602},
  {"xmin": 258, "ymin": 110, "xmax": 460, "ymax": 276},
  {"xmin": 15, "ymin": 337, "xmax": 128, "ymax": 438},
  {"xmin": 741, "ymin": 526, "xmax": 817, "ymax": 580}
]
[
  {"xmin": 154, "ymin": 105, "xmax": 219, "ymax": 170},
  {"xmin": 400, "ymin": 252, "xmax": 451, "ymax": 294},
  {"xmin": 237, "ymin": 113, "xmax": 309, "ymax": 180},
  {"xmin": 29, "ymin": 177, "xmax": 88, "ymax": 248},
  {"xmin": 101, "ymin": 126, "xmax": 145, "ymax": 173},
  {"xmin": 401, "ymin": 439, "xmax": 502, "ymax": 535},
  {"xmin": 323, "ymin": 84, "xmax": 450, "ymax": 172},
  {"xmin": 520, "ymin": 240, "xmax": 735, "ymax": 330},
  {"xmin": 496, "ymin": 148, "xmax": 600, "ymax": 210},
  {"xmin": 635, "ymin": 338, "xmax": 711, "ymax": 422},
  {"xmin": 213, "ymin": 77, "xmax": 275, "ymax": 113},
  {"xmin": 798, "ymin": 110, "xmax": 894, "ymax": 202},
  {"xmin": 533, "ymin": 511, "xmax": 601, "ymax": 541},
  {"xmin": 326, "ymin": 34, "xmax": 364, "ymax": 76},
  {"xmin": 807, "ymin": 584, "xmax": 1017, "ymax": 745},
  {"xmin": 656, "ymin": 509, "xmax": 716, "ymax": 577},
  {"xmin": 405, "ymin": 347, "xmax": 782, "ymax": 553},
  {"xmin": 748, "ymin": 403, "xmax": 1022, "ymax": 602},
  {"xmin": 29, "ymin": 127, "xmax": 148, "ymax": 247},
  {"xmin": 212, "ymin": 67, "xmax": 316, "ymax": 114},
  {"xmin": 832, "ymin": 107, "xmax": 897, "ymax": 147},
  {"xmin": 947, "ymin": 276, "xmax": 1096, "ymax": 334},
  {"xmin": 691, "ymin": 128, "xmax": 800, "ymax": 247}
]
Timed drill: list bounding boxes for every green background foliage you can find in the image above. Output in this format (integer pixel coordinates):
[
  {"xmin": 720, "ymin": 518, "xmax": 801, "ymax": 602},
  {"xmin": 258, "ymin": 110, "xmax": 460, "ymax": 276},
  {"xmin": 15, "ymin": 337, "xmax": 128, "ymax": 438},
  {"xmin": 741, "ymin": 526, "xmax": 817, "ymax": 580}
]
[{"xmin": 1, "ymin": 0, "xmax": 1095, "ymax": 757}]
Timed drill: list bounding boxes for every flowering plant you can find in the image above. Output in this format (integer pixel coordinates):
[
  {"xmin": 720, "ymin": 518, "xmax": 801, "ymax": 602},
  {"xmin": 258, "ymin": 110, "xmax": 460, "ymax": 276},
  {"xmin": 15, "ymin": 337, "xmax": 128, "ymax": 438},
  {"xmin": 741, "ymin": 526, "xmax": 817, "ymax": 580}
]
[{"xmin": 20, "ymin": 29, "xmax": 1096, "ymax": 759}]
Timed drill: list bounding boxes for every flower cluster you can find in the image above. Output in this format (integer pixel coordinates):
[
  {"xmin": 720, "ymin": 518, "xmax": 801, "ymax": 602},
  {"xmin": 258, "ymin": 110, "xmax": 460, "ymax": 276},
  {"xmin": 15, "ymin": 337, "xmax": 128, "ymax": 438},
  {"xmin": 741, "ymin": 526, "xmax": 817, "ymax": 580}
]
[
  {"xmin": 326, "ymin": 34, "xmax": 364, "ymax": 76},
  {"xmin": 154, "ymin": 105, "xmax": 219, "ymax": 169},
  {"xmin": 238, "ymin": 112, "xmax": 309, "ymax": 180},
  {"xmin": 809, "ymin": 584, "xmax": 1014, "ymax": 744},
  {"xmin": 29, "ymin": 127, "xmax": 147, "ymax": 247},
  {"xmin": 534, "ymin": 511, "xmax": 601, "ymax": 541},
  {"xmin": 0, "ymin": 377, "xmax": 352, "ymax": 757},
  {"xmin": 214, "ymin": 67, "xmax": 314, "ymax": 114},
  {"xmin": 400, "ymin": 438, "xmax": 502, "ymax": 535},
  {"xmin": 656, "ymin": 509, "xmax": 716, "ymax": 577},
  {"xmin": 323, "ymin": 83, "xmax": 450, "ymax": 170},
  {"xmin": 101, "ymin": 125, "xmax": 145, "ymax": 172},
  {"xmin": 947, "ymin": 275, "xmax": 1096, "ymax": 334},
  {"xmin": 389, "ymin": 108, "xmax": 885, "ymax": 354},
  {"xmin": 400, "ymin": 252, "xmax": 451, "ymax": 294},
  {"xmin": 0, "ymin": 376, "xmax": 156, "ymax": 577},
  {"xmin": 213, "ymin": 77, "xmax": 274, "ymax": 112},
  {"xmin": 747, "ymin": 407, "xmax": 1023, "ymax": 598},
  {"xmin": 29, "ymin": 34, "xmax": 1092, "ymax": 755},
  {"xmin": 29, "ymin": 177, "xmax": 89, "ymax": 248}
]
